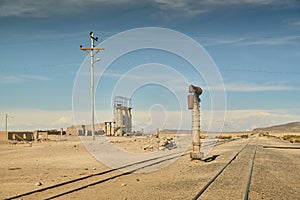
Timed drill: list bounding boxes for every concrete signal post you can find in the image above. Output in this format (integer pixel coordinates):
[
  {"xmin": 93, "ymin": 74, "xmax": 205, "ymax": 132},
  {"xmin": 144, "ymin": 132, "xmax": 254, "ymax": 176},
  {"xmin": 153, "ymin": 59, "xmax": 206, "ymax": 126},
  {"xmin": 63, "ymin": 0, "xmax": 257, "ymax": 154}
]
[
  {"xmin": 80, "ymin": 32, "xmax": 104, "ymax": 140},
  {"xmin": 188, "ymin": 85, "xmax": 203, "ymax": 160}
]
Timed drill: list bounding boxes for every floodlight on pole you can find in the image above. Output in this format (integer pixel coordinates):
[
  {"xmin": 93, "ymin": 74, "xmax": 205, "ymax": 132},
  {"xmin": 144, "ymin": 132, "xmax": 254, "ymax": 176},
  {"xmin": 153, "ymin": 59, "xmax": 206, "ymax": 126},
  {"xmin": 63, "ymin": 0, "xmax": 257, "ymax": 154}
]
[{"xmin": 80, "ymin": 32, "xmax": 104, "ymax": 140}]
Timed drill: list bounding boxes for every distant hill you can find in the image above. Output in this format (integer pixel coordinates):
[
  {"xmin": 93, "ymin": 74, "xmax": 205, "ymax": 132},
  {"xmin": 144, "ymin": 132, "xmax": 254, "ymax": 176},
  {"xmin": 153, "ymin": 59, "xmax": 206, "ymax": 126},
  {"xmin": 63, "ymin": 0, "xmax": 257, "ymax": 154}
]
[
  {"xmin": 253, "ymin": 122, "xmax": 300, "ymax": 132},
  {"xmin": 146, "ymin": 129, "xmax": 191, "ymax": 135},
  {"xmin": 160, "ymin": 129, "xmax": 191, "ymax": 134}
]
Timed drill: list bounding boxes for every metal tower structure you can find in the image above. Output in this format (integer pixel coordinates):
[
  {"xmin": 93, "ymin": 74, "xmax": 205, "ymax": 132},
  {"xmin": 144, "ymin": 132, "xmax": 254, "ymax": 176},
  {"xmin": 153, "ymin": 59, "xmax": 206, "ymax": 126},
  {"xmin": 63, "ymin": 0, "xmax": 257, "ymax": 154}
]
[
  {"xmin": 80, "ymin": 32, "xmax": 104, "ymax": 140},
  {"xmin": 188, "ymin": 85, "xmax": 203, "ymax": 160},
  {"xmin": 114, "ymin": 96, "xmax": 132, "ymax": 136}
]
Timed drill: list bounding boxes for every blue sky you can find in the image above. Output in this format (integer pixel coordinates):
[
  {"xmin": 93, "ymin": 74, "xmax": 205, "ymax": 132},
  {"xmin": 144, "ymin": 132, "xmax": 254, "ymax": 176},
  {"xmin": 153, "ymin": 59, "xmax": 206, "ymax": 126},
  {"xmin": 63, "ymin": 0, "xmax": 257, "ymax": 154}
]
[{"xmin": 0, "ymin": 0, "xmax": 300, "ymax": 131}]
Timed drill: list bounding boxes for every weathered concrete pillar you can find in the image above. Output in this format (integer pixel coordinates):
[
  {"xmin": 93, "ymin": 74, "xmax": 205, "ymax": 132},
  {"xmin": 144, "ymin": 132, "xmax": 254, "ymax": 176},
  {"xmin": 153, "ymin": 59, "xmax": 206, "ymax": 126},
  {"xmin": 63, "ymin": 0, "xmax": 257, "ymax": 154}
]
[
  {"xmin": 191, "ymin": 96, "xmax": 202, "ymax": 158},
  {"xmin": 60, "ymin": 128, "xmax": 63, "ymax": 141},
  {"xmin": 116, "ymin": 106, "xmax": 123, "ymax": 136},
  {"xmin": 155, "ymin": 128, "xmax": 160, "ymax": 138},
  {"xmin": 188, "ymin": 85, "xmax": 203, "ymax": 160}
]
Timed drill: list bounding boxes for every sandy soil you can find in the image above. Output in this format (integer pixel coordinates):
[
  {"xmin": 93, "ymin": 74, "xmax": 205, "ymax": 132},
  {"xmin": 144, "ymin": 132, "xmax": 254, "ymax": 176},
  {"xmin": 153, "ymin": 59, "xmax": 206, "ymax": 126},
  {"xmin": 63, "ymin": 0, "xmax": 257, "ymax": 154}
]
[{"xmin": 0, "ymin": 133, "xmax": 299, "ymax": 200}]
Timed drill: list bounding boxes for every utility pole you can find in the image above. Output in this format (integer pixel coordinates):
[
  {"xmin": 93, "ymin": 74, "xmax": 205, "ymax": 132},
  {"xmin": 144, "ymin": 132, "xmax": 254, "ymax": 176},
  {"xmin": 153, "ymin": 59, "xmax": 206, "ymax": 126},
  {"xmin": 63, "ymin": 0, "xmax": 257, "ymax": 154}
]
[
  {"xmin": 80, "ymin": 32, "xmax": 104, "ymax": 140},
  {"xmin": 5, "ymin": 114, "xmax": 8, "ymax": 139}
]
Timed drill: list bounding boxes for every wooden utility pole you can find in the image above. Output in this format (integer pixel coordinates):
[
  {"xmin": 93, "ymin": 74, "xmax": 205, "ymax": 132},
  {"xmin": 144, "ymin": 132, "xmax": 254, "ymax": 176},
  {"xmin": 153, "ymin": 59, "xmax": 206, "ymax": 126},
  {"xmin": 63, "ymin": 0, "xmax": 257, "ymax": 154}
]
[{"xmin": 80, "ymin": 32, "xmax": 104, "ymax": 140}]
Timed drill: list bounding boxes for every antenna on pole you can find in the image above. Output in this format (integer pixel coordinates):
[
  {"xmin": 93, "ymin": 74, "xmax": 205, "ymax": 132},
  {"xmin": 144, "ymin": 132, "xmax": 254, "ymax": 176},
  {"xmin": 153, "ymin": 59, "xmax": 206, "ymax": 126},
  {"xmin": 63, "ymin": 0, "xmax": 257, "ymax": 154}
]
[{"xmin": 80, "ymin": 32, "xmax": 104, "ymax": 140}]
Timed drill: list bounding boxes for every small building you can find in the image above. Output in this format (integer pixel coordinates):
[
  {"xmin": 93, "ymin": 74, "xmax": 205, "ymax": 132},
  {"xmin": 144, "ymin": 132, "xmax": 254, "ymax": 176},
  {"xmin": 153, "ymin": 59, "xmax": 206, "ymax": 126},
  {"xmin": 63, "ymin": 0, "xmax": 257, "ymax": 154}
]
[
  {"xmin": 33, "ymin": 129, "xmax": 66, "ymax": 141},
  {"xmin": 8, "ymin": 131, "xmax": 34, "ymax": 141},
  {"xmin": 66, "ymin": 123, "xmax": 105, "ymax": 136},
  {"xmin": 0, "ymin": 131, "xmax": 8, "ymax": 142}
]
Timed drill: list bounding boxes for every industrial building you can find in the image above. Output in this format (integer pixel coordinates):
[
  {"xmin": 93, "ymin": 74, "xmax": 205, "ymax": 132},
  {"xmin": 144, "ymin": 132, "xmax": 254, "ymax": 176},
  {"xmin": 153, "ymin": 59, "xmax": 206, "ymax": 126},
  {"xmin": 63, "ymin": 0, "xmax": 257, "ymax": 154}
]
[
  {"xmin": 0, "ymin": 129, "xmax": 66, "ymax": 142},
  {"xmin": 114, "ymin": 96, "xmax": 132, "ymax": 136}
]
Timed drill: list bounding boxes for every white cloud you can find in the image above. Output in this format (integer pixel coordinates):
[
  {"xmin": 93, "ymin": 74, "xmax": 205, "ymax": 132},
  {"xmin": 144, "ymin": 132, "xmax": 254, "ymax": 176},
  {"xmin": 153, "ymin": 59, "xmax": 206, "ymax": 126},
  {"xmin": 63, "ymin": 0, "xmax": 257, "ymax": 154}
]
[
  {"xmin": 1, "ymin": 0, "xmax": 298, "ymax": 18},
  {"xmin": 204, "ymin": 35, "xmax": 300, "ymax": 46},
  {"xmin": 1, "ymin": 108, "xmax": 299, "ymax": 132},
  {"xmin": 120, "ymin": 108, "xmax": 300, "ymax": 132},
  {"xmin": 51, "ymin": 116, "xmax": 73, "ymax": 127},
  {"xmin": 154, "ymin": 0, "xmax": 298, "ymax": 10},
  {"xmin": 224, "ymin": 82, "xmax": 297, "ymax": 92},
  {"xmin": 241, "ymin": 35, "xmax": 300, "ymax": 46},
  {"xmin": 205, "ymin": 81, "xmax": 297, "ymax": 92},
  {"xmin": 0, "ymin": 0, "xmax": 35, "ymax": 17},
  {"xmin": 0, "ymin": 109, "xmax": 73, "ymax": 131},
  {"xmin": 154, "ymin": 0, "xmax": 300, "ymax": 19},
  {"xmin": 217, "ymin": 37, "xmax": 251, "ymax": 45},
  {"xmin": 0, "ymin": 74, "xmax": 51, "ymax": 83},
  {"xmin": 0, "ymin": 0, "xmax": 137, "ymax": 17},
  {"xmin": 224, "ymin": 109, "xmax": 300, "ymax": 131},
  {"xmin": 154, "ymin": 0, "xmax": 208, "ymax": 18},
  {"xmin": 292, "ymin": 21, "xmax": 300, "ymax": 26}
]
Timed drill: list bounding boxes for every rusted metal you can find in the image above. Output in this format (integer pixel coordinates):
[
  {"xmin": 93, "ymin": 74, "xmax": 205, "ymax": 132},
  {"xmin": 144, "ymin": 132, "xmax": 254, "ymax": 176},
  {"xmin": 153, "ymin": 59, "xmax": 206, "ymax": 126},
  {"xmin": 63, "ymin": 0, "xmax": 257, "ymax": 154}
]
[
  {"xmin": 188, "ymin": 95, "xmax": 194, "ymax": 110},
  {"xmin": 80, "ymin": 47, "xmax": 104, "ymax": 51}
]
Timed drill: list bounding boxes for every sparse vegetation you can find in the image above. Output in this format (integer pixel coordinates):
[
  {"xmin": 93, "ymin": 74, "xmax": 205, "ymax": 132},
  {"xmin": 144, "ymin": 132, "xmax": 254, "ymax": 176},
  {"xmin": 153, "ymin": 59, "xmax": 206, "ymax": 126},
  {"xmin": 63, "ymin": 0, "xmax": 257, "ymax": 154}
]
[
  {"xmin": 283, "ymin": 135, "xmax": 300, "ymax": 143},
  {"xmin": 259, "ymin": 132, "xmax": 268, "ymax": 137},
  {"xmin": 259, "ymin": 133, "xmax": 300, "ymax": 143},
  {"xmin": 8, "ymin": 167, "xmax": 21, "ymax": 170},
  {"xmin": 259, "ymin": 132, "xmax": 278, "ymax": 139},
  {"xmin": 216, "ymin": 135, "xmax": 232, "ymax": 140},
  {"xmin": 239, "ymin": 134, "xmax": 249, "ymax": 138}
]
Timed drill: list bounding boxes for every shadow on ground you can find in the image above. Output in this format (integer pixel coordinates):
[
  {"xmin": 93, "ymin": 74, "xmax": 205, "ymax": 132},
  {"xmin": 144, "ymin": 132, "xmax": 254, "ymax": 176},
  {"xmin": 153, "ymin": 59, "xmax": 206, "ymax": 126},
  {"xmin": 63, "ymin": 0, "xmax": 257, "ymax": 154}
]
[{"xmin": 202, "ymin": 155, "xmax": 219, "ymax": 162}]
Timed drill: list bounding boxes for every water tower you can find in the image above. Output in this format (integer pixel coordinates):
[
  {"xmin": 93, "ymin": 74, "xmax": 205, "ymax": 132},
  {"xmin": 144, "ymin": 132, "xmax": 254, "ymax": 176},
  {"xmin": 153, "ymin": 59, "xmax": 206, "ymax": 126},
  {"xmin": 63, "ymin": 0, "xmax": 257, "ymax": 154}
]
[
  {"xmin": 114, "ymin": 96, "xmax": 132, "ymax": 136},
  {"xmin": 188, "ymin": 85, "xmax": 203, "ymax": 160}
]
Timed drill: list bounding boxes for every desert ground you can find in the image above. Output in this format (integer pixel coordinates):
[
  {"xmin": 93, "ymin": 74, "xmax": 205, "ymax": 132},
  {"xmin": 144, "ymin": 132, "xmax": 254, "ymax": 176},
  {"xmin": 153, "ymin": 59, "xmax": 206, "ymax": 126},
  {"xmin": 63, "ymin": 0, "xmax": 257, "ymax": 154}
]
[{"xmin": 0, "ymin": 132, "xmax": 299, "ymax": 200}]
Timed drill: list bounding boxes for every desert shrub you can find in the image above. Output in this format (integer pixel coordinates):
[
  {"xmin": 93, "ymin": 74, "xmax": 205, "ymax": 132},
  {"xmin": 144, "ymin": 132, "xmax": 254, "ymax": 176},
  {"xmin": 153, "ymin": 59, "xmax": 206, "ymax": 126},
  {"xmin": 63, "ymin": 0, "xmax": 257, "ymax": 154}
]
[
  {"xmin": 283, "ymin": 135, "xmax": 296, "ymax": 140},
  {"xmin": 200, "ymin": 135, "xmax": 206, "ymax": 139},
  {"xmin": 283, "ymin": 135, "xmax": 300, "ymax": 143},
  {"xmin": 240, "ymin": 134, "xmax": 249, "ymax": 138},
  {"xmin": 259, "ymin": 132, "xmax": 268, "ymax": 137},
  {"xmin": 259, "ymin": 132, "xmax": 278, "ymax": 138},
  {"xmin": 217, "ymin": 135, "xmax": 232, "ymax": 140}
]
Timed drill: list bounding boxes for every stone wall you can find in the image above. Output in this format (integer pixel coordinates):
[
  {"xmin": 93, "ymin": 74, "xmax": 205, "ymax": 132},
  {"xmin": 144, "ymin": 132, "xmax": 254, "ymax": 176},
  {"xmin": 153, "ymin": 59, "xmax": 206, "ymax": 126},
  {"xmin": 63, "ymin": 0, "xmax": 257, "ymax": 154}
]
[{"xmin": 0, "ymin": 131, "xmax": 8, "ymax": 142}]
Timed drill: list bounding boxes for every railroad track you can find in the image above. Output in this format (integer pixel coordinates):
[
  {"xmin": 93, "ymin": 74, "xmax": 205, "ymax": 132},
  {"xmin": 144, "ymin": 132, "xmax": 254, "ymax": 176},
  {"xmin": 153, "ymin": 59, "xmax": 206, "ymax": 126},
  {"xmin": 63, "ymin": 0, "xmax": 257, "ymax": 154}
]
[
  {"xmin": 5, "ymin": 137, "xmax": 241, "ymax": 200},
  {"xmin": 192, "ymin": 136, "xmax": 258, "ymax": 200},
  {"xmin": 5, "ymin": 150, "xmax": 192, "ymax": 200}
]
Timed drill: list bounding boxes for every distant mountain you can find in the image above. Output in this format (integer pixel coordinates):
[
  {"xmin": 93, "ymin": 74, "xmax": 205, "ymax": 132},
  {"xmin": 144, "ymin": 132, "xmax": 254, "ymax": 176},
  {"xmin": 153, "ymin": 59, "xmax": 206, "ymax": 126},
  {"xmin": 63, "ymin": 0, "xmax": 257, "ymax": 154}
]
[{"xmin": 253, "ymin": 122, "xmax": 300, "ymax": 132}]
